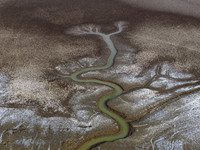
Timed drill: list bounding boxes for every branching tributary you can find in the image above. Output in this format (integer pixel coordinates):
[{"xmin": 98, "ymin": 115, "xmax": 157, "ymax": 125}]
[{"xmin": 64, "ymin": 22, "xmax": 129, "ymax": 150}]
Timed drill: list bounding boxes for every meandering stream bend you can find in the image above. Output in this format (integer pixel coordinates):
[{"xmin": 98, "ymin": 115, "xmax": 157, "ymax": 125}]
[{"xmin": 66, "ymin": 24, "xmax": 129, "ymax": 150}]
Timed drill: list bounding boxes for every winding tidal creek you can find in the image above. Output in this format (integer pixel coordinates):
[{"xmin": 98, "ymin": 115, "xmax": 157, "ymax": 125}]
[{"xmin": 64, "ymin": 22, "xmax": 130, "ymax": 150}]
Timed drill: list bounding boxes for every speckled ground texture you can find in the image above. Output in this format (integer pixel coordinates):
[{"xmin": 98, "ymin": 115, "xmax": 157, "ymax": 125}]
[{"xmin": 0, "ymin": 0, "xmax": 200, "ymax": 149}]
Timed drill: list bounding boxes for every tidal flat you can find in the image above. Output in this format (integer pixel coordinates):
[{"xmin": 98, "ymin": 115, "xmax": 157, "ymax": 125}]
[{"xmin": 0, "ymin": 0, "xmax": 200, "ymax": 149}]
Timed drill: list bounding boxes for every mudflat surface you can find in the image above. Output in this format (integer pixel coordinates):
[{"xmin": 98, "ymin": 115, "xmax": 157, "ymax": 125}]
[{"xmin": 0, "ymin": 0, "xmax": 200, "ymax": 149}]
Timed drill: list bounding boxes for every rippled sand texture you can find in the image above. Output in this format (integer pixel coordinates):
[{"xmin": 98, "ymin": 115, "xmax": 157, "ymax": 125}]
[{"xmin": 0, "ymin": 0, "xmax": 200, "ymax": 149}]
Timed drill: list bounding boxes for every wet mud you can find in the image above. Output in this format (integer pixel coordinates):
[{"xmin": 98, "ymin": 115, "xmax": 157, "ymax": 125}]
[{"xmin": 0, "ymin": 0, "xmax": 200, "ymax": 149}]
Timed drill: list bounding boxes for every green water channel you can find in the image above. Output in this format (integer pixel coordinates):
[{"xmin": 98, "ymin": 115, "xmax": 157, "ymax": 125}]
[{"xmin": 68, "ymin": 33, "xmax": 129, "ymax": 150}]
